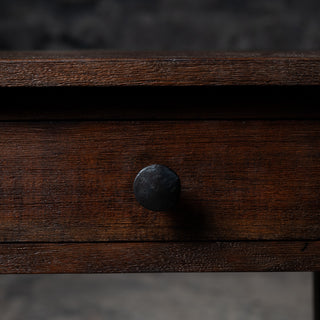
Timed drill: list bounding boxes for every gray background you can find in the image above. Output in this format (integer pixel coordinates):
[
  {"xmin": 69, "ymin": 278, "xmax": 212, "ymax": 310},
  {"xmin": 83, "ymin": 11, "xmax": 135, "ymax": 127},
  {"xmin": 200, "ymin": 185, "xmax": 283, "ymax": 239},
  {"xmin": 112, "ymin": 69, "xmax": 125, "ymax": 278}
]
[
  {"xmin": 0, "ymin": 273, "xmax": 313, "ymax": 320},
  {"xmin": 0, "ymin": 0, "xmax": 320, "ymax": 51},
  {"xmin": 0, "ymin": 1, "xmax": 316, "ymax": 319}
]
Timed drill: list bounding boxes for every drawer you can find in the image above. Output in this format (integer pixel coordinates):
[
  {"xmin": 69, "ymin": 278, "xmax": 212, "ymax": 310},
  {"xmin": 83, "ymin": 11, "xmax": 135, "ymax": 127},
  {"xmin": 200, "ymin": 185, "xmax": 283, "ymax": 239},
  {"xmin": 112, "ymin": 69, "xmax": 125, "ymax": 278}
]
[
  {"xmin": 1, "ymin": 52, "xmax": 320, "ymax": 273},
  {"xmin": 0, "ymin": 120, "xmax": 319, "ymax": 242}
]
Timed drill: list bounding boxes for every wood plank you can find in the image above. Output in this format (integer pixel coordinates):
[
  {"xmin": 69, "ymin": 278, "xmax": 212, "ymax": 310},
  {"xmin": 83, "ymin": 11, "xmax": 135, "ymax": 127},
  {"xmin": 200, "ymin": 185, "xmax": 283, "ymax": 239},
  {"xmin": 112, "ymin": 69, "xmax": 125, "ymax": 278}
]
[
  {"xmin": 1, "ymin": 51, "xmax": 320, "ymax": 87},
  {"xmin": 0, "ymin": 241, "xmax": 319, "ymax": 274},
  {"xmin": 0, "ymin": 121, "xmax": 319, "ymax": 242}
]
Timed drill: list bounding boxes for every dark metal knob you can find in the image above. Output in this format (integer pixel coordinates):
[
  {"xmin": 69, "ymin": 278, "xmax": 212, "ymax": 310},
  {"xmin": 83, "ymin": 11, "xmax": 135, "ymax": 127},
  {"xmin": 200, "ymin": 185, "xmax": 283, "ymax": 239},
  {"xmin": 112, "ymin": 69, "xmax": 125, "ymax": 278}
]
[{"xmin": 133, "ymin": 164, "xmax": 181, "ymax": 211}]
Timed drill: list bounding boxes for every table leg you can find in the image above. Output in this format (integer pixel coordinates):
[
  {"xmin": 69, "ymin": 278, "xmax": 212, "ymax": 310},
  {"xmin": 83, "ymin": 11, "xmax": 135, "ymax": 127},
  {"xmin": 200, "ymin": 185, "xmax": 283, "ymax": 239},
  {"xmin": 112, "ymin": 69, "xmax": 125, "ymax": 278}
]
[{"xmin": 315, "ymin": 273, "xmax": 320, "ymax": 320}]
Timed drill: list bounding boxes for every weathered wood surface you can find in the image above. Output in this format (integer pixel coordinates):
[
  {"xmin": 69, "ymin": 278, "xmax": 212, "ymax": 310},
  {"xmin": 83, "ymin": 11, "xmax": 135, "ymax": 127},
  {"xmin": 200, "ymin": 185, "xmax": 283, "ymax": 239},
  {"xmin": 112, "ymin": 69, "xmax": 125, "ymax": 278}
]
[
  {"xmin": 0, "ymin": 121, "xmax": 319, "ymax": 242},
  {"xmin": 0, "ymin": 241, "xmax": 318, "ymax": 274},
  {"xmin": 1, "ymin": 51, "xmax": 320, "ymax": 86}
]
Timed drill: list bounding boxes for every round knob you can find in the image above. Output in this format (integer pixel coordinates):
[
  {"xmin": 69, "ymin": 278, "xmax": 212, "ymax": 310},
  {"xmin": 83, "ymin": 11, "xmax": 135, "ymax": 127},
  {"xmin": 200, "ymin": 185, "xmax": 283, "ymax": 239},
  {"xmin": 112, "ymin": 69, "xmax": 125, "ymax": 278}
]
[{"xmin": 133, "ymin": 164, "xmax": 181, "ymax": 211}]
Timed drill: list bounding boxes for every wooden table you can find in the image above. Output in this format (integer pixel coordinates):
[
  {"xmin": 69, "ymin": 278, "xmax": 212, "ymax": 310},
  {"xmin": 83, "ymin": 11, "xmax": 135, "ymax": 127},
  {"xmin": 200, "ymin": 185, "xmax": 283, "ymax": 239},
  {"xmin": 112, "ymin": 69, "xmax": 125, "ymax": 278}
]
[{"xmin": 0, "ymin": 51, "xmax": 319, "ymax": 317}]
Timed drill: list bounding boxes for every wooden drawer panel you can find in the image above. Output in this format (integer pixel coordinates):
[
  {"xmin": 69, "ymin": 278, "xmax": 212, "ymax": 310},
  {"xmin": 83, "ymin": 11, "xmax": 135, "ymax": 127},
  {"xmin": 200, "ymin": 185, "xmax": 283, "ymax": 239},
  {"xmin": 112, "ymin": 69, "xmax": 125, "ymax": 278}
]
[
  {"xmin": 0, "ymin": 241, "xmax": 319, "ymax": 273},
  {"xmin": 0, "ymin": 120, "xmax": 319, "ymax": 242}
]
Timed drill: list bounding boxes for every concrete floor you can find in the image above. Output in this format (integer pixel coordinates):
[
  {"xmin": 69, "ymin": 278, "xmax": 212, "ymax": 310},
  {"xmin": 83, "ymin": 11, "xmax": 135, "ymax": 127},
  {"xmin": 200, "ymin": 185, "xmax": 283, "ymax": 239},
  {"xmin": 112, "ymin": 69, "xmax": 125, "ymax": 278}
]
[{"xmin": 0, "ymin": 273, "xmax": 312, "ymax": 320}]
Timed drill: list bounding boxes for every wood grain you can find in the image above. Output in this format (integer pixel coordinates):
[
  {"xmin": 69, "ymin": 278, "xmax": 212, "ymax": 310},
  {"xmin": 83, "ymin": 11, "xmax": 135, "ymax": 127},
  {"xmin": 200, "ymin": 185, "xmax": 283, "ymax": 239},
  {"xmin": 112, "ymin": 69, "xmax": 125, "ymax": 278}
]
[
  {"xmin": 0, "ymin": 241, "xmax": 318, "ymax": 274},
  {"xmin": 0, "ymin": 121, "xmax": 319, "ymax": 242},
  {"xmin": 1, "ymin": 51, "xmax": 320, "ymax": 87}
]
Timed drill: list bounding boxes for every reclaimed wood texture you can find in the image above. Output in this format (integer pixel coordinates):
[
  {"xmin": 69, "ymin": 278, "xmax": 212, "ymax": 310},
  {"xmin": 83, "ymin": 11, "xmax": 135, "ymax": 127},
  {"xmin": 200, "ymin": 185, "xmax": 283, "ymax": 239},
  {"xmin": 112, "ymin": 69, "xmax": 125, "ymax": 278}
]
[
  {"xmin": 0, "ymin": 241, "xmax": 319, "ymax": 274},
  {"xmin": 0, "ymin": 121, "xmax": 319, "ymax": 242},
  {"xmin": 1, "ymin": 52, "xmax": 320, "ymax": 87}
]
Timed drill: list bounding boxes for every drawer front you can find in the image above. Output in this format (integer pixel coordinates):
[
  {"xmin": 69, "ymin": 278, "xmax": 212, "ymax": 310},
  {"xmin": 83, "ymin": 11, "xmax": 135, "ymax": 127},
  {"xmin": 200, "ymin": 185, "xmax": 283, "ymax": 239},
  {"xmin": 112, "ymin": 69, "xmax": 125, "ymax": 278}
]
[{"xmin": 0, "ymin": 121, "xmax": 319, "ymax": 242}]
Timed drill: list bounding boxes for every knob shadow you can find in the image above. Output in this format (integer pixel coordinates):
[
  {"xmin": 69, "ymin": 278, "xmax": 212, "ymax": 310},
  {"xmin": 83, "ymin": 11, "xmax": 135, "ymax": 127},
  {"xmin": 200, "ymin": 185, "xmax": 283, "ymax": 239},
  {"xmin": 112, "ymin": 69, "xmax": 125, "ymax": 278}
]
[{"xmin": 167, "ymin": 193, "xmax": 213, "ymax": 240}]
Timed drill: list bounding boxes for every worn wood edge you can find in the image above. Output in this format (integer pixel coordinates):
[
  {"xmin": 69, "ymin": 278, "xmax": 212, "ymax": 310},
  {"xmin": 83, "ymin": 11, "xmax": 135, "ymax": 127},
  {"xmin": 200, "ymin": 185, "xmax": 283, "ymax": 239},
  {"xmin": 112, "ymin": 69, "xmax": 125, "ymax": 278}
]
[
  {"xmin": 0, "ymin": 241, "xmax": 319, "ymax": 274},
  {"xmin": 1, "ymin": 51, "xmax": 320, "ymax": 60},
  {"xmin": 1, "ymin": 51, "xmax": 320, "ymax": 87}
]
